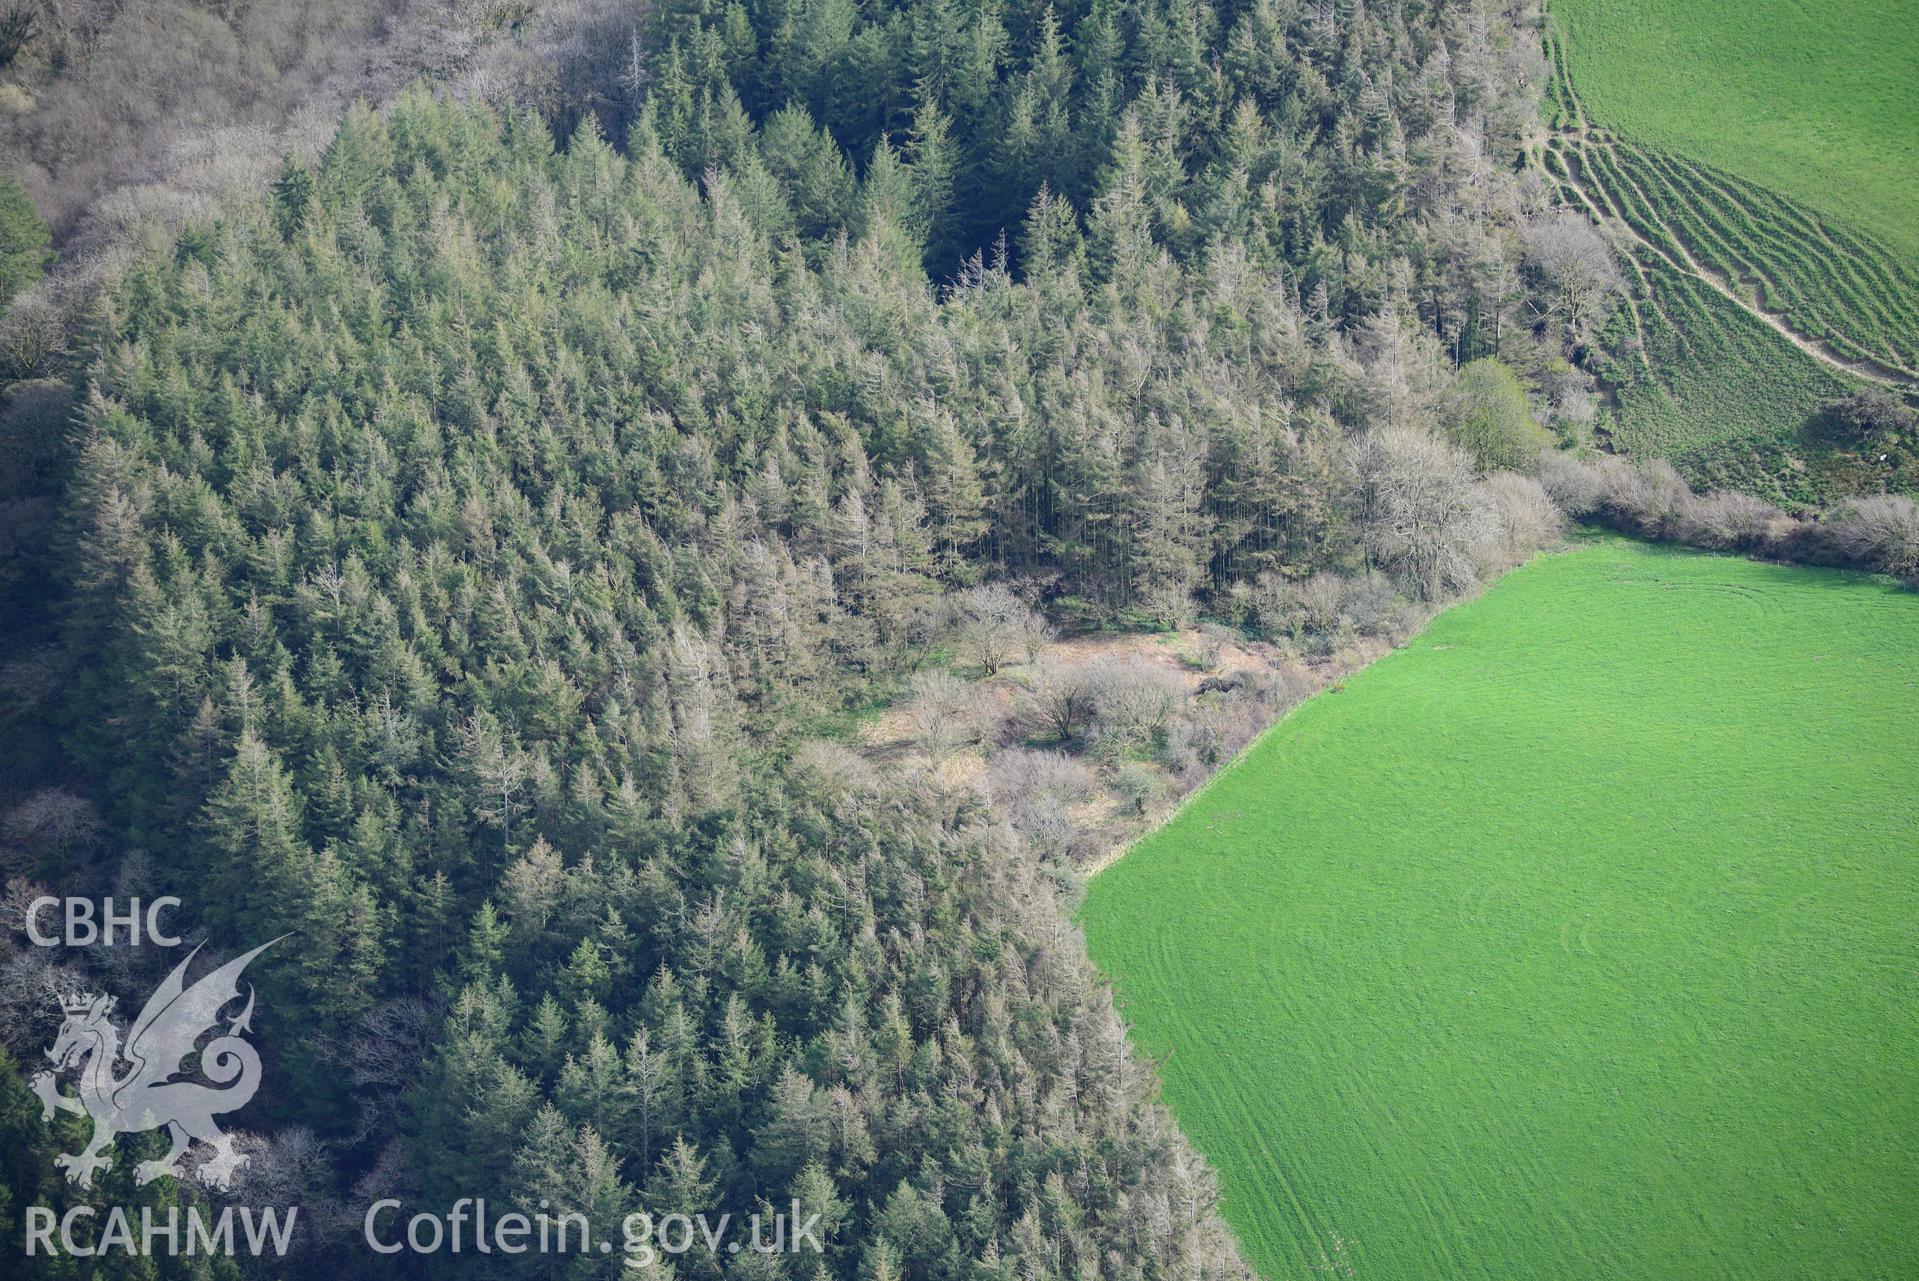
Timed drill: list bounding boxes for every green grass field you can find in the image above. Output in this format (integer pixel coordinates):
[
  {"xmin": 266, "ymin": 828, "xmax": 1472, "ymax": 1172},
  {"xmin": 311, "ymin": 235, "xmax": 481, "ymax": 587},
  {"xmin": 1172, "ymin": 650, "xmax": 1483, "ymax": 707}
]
[
  {"xmin": 1081, "ymin": 538, "xmax": 1919, "ymax": 1279},
  {"xmin": 1552, "ymin": 0, "xmax": 1919, "ymax": 257}
]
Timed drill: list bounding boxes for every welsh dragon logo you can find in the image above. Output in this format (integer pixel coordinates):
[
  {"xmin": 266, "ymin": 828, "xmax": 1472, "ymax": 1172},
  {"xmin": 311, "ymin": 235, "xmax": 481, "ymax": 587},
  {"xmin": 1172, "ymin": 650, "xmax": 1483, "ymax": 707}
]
[{"xmin": 31, "ymin": 937, "xmax": 285, "ymax": 1191}]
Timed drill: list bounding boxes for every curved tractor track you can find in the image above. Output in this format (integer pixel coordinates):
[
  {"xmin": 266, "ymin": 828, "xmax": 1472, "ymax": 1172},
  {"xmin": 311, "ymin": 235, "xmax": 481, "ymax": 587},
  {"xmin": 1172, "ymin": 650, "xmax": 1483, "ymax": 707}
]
[{"xmin": 1538, "ymin": 34, "xmax": 1919, "ymax": 396}]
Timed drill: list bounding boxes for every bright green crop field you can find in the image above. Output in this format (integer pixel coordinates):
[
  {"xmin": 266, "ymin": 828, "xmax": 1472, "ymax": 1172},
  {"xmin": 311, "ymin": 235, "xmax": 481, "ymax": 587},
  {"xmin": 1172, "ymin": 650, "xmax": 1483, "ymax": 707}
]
[
  {"xmin": 1552, "ymin": 0, "xmax": 1919, "ymax": 257},
  {"xmin": 1081, "ymin": 538, "xmax": 1919, "ymax": 1279}
]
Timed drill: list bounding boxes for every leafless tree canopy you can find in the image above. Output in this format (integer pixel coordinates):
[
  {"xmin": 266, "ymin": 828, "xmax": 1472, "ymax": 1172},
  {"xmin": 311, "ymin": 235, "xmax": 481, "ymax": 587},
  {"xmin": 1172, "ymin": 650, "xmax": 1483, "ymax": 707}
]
[
  {"xmin": 2, "ymin": 786, "xmax": 102, "ymax": 880},
  {"xmin": 0, "ymin": 0, "xmax": 635, "ymax": 336},
  {"xmin": 1091, "ymin": 657, "xmax": 1185, "ymax": 749},
  {"xmin": 952, "ymin": 584, "xmax": 1040, "ymax": 676},
  {"xmin": 904, "ymin": 669, "xmax": 987, "ymax": 763},
  {"xmin": 1686, "ymin": 490, "xmax": 1783, "ymax": 552},
  {"xmin": 1477, "ymin": 471, "xmax": 1566, "ymax": 569},
  {"xmin": 1523, "ymin": 214, "xmax": 1623, "ymax": 342},
  {"xmin": 1025, "ymin": 657, "xmax": 1106, "ymax": 743},
  {"xmin": 986, "ymin": 749, "xmax": 1096, "ymax": 859},
  {"xmin": 1827, "ymin": 495, "xmax": 1919, "ymax": 578},
  {"xmin": 1355, "ymin": 426, "xmax": 1491, "ymax": 601}
]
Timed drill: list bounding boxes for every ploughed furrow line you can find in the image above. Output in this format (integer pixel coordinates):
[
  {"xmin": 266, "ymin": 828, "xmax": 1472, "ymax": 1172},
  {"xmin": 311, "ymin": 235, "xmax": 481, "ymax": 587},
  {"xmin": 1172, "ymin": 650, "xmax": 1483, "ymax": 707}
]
[
  {"xmin": 1586, "ymin": 138, "xmax": 1917, "ymax": 390},
  {"xmin": 1543, "ymin": 25, "xmax": 1918, "ymax": 392},
  {"xmin": 1619, "ymin": 143, "xmax": 1919, "ymax": 379},
  {"xmin": 1634, "ymin": 147, "xmax": 1918, "ymax": 368},
  {"xmin": 1633, "ymin": 151, "xmax": 1809, "ymax": 305},
  {"xmin": 1628, "ymin": 146, "xmax": 1854, "ymax": 338},
  {"xmin": 1540, "ymin": 137, "xmax": 1671, "ymax": 345},
  {"xmin": 1585, "ymin": 144, "xmax": 1681, "ymax": 261},
  {"xmin": 1633, "ymin": 157, "xmax": 1781, "ymax": 301},
  {"xmin": 1543, "ymin": 144, "xmax": 1606, "ymax": 226},
  {"xmin": 1705, "ymin": 161, "xmax": 1912, "ymax": 307}
]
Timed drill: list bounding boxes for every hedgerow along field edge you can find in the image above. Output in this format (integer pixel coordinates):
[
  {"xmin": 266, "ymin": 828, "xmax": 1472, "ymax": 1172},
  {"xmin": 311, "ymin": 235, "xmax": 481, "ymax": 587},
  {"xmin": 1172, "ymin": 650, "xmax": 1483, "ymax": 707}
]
[{"xmin": 1080, "ymin": 538, "xmax": 1919, "ymax": 1279}]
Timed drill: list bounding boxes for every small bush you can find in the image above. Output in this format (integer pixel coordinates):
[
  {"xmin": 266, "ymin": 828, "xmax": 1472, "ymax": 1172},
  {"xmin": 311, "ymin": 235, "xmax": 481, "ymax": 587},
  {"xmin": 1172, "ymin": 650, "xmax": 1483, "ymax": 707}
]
[
  {"xmin": 1681, "ymin": 490, "xmax": 1781, "ymax": 553},
  {"xmin": 1476, "ymin": 471, "xmax": 1566, "ymax": 570},
  {"xmin": 1824, "ymin": 389, "xmax": 1916, "ymax": 441},
  {"xmin": 1824, "ymin": 495, "xmax": 1919, "ymax": 580},
  {"xmin": 1601, "ymin": 458, "xmax": 1691, "ymax": 538},
  {"xmin": 985, "ymin": 750, "xmax": 1096, "ymax": 858},
  {"xmin": 1112, "ymin": 762, "xmax": 1160, "ymax": 816},
  {"xmin": 1534, "ymin": 448, "xmax": 1609, "ymax": 516}
]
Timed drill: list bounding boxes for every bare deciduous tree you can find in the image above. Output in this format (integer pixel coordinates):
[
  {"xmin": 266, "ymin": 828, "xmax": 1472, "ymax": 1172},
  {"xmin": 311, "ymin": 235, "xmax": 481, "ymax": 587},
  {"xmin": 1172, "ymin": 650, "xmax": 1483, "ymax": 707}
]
[
  {"xmin": 1354, "ymin": 427, "xmax": 1489, "ymax": 601},
  {"xmin": 1025, "ymin": 658, "xmax": 1103, "ymax": 742},
  {"xmin": 1019, "ymin": 608, "xmax": 1056, "ymax": 664},
  {"xmin": 1092, "ymin": 658, "xmax": 1184, "ymax": 748},
  {"xmin": 1475, "ymin": 471, "xmax": 1565, "ymax": 569},
  {"xmin": 2, "ymin": 787, "xmax": 102, "ymax": 881},
  {"xmin": 986, "ymin": 750, "xmax": 1095, "ymax": 858},
  {"xmin": 458, "ymin": 713, "xmax": 528, "ymax": 856},
  {"xmin": 904, "ymin": 669, "xmax": 987, "ymax": 763},
  {"xmin": 1251, "ymin": 571, "xmax": 1346, "ymax": 647},
  {"xmin": 951, "ymin": 584, "xmax": 1034, "ymax": 675},
  {"xmin": 790, "ymin": 740, "xmax": 880, "ymax": 811},
  {"xmin": 1523, "ymin": 215, "xmax": 1622, "ymax": 342}
]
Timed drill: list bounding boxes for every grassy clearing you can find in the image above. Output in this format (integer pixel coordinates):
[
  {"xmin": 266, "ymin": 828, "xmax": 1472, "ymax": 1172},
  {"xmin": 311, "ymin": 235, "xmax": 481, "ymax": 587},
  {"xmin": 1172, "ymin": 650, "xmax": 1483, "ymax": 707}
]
[
  {"xmin": 1552, "ymin": 0, "xmax": 1919, "ymax": 258},
  {"xmin": 1591, "ymin": 250, "xmax": 1864, "ymax": 503},
  {"xmin": 1081, "ymin": 537, "xmax": 1919, "ymax": 1280}
]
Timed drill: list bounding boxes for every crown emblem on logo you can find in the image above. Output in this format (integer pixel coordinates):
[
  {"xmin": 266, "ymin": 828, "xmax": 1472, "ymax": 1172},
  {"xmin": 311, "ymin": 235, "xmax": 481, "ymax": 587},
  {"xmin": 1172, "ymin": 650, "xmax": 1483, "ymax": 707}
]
[{"xmin": 59, "ymin": 992, "xmax": 111, "ymax": 1016}]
